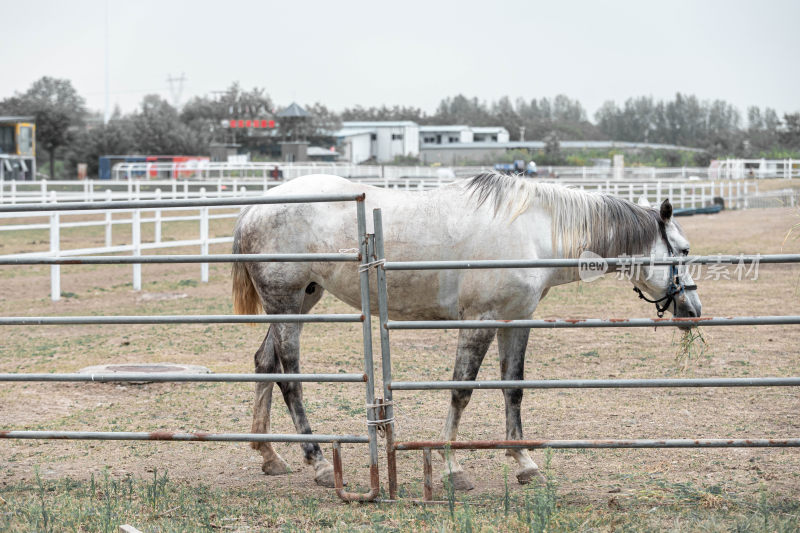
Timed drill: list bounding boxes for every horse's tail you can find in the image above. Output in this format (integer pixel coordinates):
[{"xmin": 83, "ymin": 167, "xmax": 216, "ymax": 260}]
[{"xmin": 232, "ymin": 225, "xmax": 262, "ymax": 320}]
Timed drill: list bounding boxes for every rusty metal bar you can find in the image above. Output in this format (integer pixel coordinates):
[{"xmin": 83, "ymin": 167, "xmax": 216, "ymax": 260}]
[
  {"xmin": 0, "ymin": 314, "xmax": 363, "ymax": 326},
  {"xmin": 332, "ymin": 441, "xmax": 380, "ymax": 502},
  {"xmin": 0, "ymin": 431, "xmax": 368, "ymax": 443},
  {"xmin": 383, "ymin": 254, "xmax": 800, "ymax": 270},
  {"xmin": 0, "ymin": 253, "xmax": 359, "ymax": 265},
  {"xmin": 0, "ymin": 372, "xmax": 367, "ymax": 383},
  {"xmin": 395, "ymin": 438, "xmax": 800, "ymax": 451},
  {"xmin": 387, "ymin": 315, "xmax": 800, "ymax": 330},
  {"xmin": 389, "ymin": 376, "xmax": 800, "ymax": 390},
  {"xmin": 423, "ymin": 448, "xmax": 433, "ymax": 502},
  {"xmin": 0, "ymin": 193, "xmax": 366, "ymax": 212}
]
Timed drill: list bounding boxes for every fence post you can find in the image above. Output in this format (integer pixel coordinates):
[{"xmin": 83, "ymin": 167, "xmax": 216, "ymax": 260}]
[
  {"xmin": 691, "ymin": 185, "xmax": 696, "ymax": 208},
  {"xmin": 184, "ymin": 181, "xmax": 189, "ymax": 199},
  {"xmin": 132, "ymin": 207, "xmax": 141, "ymax": 291},
  {"xmin": 355, "ymin": 200, "xmax": 380, "ymax": 498},
  {"xmin": 372, "ymin": 208, "xmax": 397, "ymax": 499},
  {"xmin": 105, "ymin": 189, "xmax": 113, "ymax": 248},
  {"xmin": 200, "ymin": 188, "xmax": 209, "ymax": 283},
  {"xmin": 83, "ymin": 180, "xmax": 89, "ymax": 202},
  {"xmin": 154, "ymin": 189, "xmax": 162, "ymax": 243},
  {"xmin": 701, "ymin": 183, "xmax": 707, "ymax": 207},
  {"xmin": 680, "ymin": 184, "xmax": 685, "ymax": 208},
  {"xmin": 627, "ymin": 183, "xmax": 634, "ymax": 202},
  {"xmin": 172, "ymin": 180, "xmax": 177, "ymax": 200},
  {"xmin": 656, "ymin": 180, "xmax": 662, "ymax": 205},
  {"xmin": 49, "ymin": 191, "xmax": 60, "ymax": 302},
  {"xmin": 40, "ymin": 181, "xmax": 47, "ymax": 203},
  {"xmin": 736, "ymin": 181, "xmax": 742, "ymax": 209}
]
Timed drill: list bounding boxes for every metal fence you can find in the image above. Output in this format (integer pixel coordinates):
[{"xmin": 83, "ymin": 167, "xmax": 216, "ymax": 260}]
[
  {"xmin": 367, "ymin": 208, "xmax": 800, "ymax": 501},
  {"xmin": 0, "ymin": 192, "xmax": 383, "ymax": 502},
  {"xmin": 2, "ymin": 199, "xmax": 800, "ymax": 504}
]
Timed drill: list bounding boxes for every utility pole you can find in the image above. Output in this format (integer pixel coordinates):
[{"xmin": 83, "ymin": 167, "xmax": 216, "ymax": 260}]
[
  {"xmin": 104, "ymin": 0, "xmax": 110, "ymax": 124},
  {"xmin": 167, "ymin": 73, "xmax": 187, "ymax": 109}
]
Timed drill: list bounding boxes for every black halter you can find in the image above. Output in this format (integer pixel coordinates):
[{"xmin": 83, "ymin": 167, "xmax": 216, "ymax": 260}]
[{"xmin": 633, "ymin": 222, "xmax": 698, "ymax": 318}]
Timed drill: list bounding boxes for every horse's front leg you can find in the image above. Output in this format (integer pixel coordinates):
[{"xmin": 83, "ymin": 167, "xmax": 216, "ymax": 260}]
[
  {"xmin": 440, "ymin": 327, "xmax": 496, "ymax": 491},
  {"xmin": 272, "ymin": 322, "xmax": 336, "ymax": 487},
  {"xmin": 497, "ymin": 328, "xmax": 546, "ymax": 485},
  {"xmin": 250, "ymin": 326, "xmax": 291, "ymax": 475}
]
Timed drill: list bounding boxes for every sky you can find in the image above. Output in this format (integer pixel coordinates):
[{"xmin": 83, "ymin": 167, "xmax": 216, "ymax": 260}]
[{"xmin": 1, "ymin": 0, "xmax": 798, "ymax": 121}]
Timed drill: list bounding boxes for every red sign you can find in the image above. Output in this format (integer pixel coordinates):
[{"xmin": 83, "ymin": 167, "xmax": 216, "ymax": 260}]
[{"xmin": 228, "ymin": 119, "xmax": 276, "ymax": 129}]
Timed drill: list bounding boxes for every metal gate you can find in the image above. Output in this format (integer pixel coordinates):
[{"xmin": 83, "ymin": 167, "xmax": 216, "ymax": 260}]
[
  {"xmin": 366, "ymin": 208, "xmax": 800, "ymax": 501},
  {"xmin": 0, "ymin": 193, "xmax": 382, "ymax": 502},
  {"xmin": 2, "ymin": 198, "xmax": 800, "ymax": 503}
]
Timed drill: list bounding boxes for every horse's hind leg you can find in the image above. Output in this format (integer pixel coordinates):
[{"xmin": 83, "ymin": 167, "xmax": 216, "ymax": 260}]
[
  {"xmin": 439, "ymin": 327, "xmax": 496, "ymax": 491},
  {"xmin": 497, "ymin": 328, "xmax": 546, "ymax": 486},
  {"xmin": 266, "ymin": 284, "xmax": 337, "ymax": 487},
  {"xmin": 251, "ymin": 327, "xmax": 291, "ymax": 475}
]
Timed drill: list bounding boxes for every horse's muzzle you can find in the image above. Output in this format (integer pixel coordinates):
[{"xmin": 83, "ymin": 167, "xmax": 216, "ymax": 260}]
[{"xmin": 675, "ymin": 291, "xmax": 702, "ymax": 330}]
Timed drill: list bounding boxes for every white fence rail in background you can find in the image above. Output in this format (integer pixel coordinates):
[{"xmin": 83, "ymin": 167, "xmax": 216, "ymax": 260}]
[
  {"xmin": 0, "ymin": 177, "xmax": 789, "ymax": 213},
  {"xmin": 0, "ymin": 188, "xmax": 238, "ymax": 300}
]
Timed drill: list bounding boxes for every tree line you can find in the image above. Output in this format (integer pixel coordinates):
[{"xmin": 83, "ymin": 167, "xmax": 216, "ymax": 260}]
[{"xmin": 1, "ymin": 76, "xmax": 798, "ymax": 178}]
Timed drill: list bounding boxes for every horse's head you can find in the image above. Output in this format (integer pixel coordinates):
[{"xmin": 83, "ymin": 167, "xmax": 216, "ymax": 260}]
[{"xmin": 633, "ymin": 198, "xmax": 702, "ymax": 327}]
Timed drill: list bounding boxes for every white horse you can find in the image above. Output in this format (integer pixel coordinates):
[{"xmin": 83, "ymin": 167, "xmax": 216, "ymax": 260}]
[{"xmin": 232, "ymin": 172, "xmax": 701, "ymax": 489}]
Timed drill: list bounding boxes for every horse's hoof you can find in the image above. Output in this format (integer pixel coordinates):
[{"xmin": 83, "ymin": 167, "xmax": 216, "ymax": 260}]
[
  {"xmin": 443, "ymin": 471, "xmax": 475, "ymax": 491},
  {"xmin": 261, "ymin": 456, "xmax": 291, "ymax": 476},
  {"xmin": 314, "ymin": 464, "xmax": 337, "ymax": 488},
  {"xmin": 516, "ymin": 467, "xmax": 546, "ymax": 486}
]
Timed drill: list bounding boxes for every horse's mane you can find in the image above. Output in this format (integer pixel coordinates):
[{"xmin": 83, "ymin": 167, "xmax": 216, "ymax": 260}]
[{"xmin": 464, "ymin": 172, "xmax": 662, "ymax": 258}]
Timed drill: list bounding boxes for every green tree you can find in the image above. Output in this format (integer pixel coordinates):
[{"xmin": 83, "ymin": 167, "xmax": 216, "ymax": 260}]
[
  {"xmin": 0, "ymin": 76, "xmax": 87, "ymax": 178},
  {"xmin": 65, "ymin": 117, "xmax": 134, "ymax": 177},
  {"xmin": 132, "ymin": 95, "xmax": 206, "ymax": 155},
  {"xmin": 780, "ymin": 113, "xmax": 800, "ymax": 150}
]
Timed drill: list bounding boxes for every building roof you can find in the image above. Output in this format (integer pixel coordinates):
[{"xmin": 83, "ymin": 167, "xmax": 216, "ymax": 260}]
[
  {"xmin": 307, "ymin": 146, "xmax": 338, "ymax": 157},
  {"xmin": 471, "ymin": 126, "xmax": 509, "ymax": 134},
  {"xmin": 419, "ymin": 140, "xmax": 706, "ymax": 153},
  {"xmin": 333, "ymin": 128, "xmax": 375, "ymax": 138},
  {"xmin": 0, "ymin": 116, "xmax": 35, "ymax": 124},
  {"xmin": 419, "ymin": 125, "xmax": 470, "ymax": 132},
  {"xmin": 341, "ymin": 121, "xmax": 417, "ymax": 128},
  {"xmin": 276, "ymin": 102, "xmax": 310, "ymax": 118}
]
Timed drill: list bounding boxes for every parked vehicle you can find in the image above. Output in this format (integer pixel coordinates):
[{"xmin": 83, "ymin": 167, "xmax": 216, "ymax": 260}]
[{"xmin": 493, "ymin": 160, "xmax": 537, "ymax": 176}]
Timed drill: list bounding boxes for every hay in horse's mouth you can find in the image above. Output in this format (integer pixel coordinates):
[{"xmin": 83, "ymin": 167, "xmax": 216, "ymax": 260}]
[{"xmin": 674, "ymin": 327, "xmax": 709, "ymax": 371}]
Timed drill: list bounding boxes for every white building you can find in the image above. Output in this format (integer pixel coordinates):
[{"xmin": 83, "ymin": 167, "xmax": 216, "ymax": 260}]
[
  {"xmin": 335, "ymin": 121, "xmax": 419, "ymax": 164},
  {"xmin": 471, "ymin": 126, "xmax": 510, "ymax": 143},
  {"xmin": 419, "ymin": 125, "xmax": 473, "ymax": 145},
  {"xmin": 335, "ymin": 121, "xmax": 511, "ymax": 164}
]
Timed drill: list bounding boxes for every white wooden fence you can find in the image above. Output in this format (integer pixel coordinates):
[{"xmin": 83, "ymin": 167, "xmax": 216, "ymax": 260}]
[{"xmin": 2, "ymin": 175, "xmax": 797, "ymax": 302}]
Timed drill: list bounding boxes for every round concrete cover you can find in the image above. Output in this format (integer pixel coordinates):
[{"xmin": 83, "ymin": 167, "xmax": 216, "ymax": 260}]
[{"xmin": 78, "ymin": 363, "xmax": 211, "ymax": 375}]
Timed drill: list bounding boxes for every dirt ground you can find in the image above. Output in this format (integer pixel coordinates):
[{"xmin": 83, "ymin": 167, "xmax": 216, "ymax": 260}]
[{"xmin": 0, "ymin": 204, "xmax": 799, "ymax": 507}]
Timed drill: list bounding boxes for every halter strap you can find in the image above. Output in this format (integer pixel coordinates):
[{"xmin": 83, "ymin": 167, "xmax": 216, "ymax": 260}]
[{"xmin": 634, "ymin": 222, "xmax": 697, "ymax": 318}]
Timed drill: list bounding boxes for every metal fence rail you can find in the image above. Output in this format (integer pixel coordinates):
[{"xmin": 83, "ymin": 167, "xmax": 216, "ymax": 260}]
[
  {"xmin": 0, "ymin": 373, "xmax": 367, "ymax": 383},
  {"xmin": 367, "ymin": 207, "xmax": 800, "ymax": 501},
  {"xmin": 0, "ymin": 314, "xmax": 362, "ymax": 326},
  {"xmin": 0, "ymin": 431, "xmax": 368, "ymax": 444},
  {"xmin": 0, "ymin": 192, "xmax": 382, "ymax": 502},
  {"xmin": 394, "ymin": 439, "xmax": 800, "ymax": 451},
  {"xmin": 0, "ymin": 253, "xmax": 359, "ymax": 265},
  {"xmin": 390, "ymin": 376, "xmax": 800, "ymax": 390},
  {"xmin": 387, "ymin": 315, "xmax": 800, "ymax": 330}
]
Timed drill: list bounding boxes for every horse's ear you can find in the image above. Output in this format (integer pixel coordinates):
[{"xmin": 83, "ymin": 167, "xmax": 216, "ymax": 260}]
[
  {"xmin": 637, "ymin": 196, "xmax": 651, "ymax": 208},
  {"xmin": 660, "ymin": 199, "xmax": 673, "ymax": 221}
]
